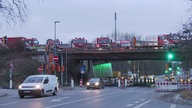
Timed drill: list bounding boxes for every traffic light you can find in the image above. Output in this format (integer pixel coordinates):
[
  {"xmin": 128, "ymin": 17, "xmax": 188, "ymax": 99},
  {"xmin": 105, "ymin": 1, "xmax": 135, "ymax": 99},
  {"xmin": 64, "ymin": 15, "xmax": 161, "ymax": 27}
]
[
  {"xmin": 3, "ymin": 36, "xmax": 7, "ymax": 44},
  {"xmin": 176, "ymin": 65, "xmax": 180, "ymax": 75},
  {"xmin": 168, "ymin": 62, "xmax": 172, "ymax": 71},
  {"xmin": 164, "ymin": 63, "xmax": 169, "ymax": 74},
  {"xmin": 165, "ymin": 64, "xmax": 168, "ymax": 70},
  {"xmin": 167, "ymin": 52, "xmax": 174, "ymax": 60},
  {"xmin": 165, "ymin": 70, "xmax": 168, "ymax": 74}
]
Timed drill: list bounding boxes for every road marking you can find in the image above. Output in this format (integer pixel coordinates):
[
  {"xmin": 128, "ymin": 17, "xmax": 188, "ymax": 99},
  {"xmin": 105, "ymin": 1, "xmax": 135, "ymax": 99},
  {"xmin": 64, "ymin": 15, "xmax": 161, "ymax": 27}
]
[
  {"xmin": 0, "ymin": 102, "xmax": 17, "ymax": 107},
  {"xmin": 122, "ymin": 91, "xmax": 148, "ymax": 93},
  {"xmin": 170, "ymin": 104, "xmax": 176, "ymax": 108},
  {"xmin": 45, "ymin": 91, "xmax": 120, "ymax": 108},
  {"xmin": 61, "ymin": 93, "xmax": 74, "ymax": 95},
  {"xmin": 128, "ymin": 87, "xmax": 139, "ymax": 91},
  {"xmin": 51, "ymin": 97, "xmax": 69, "ymax": 102},
  {"xmin": 140, "ymin": 99, "xmax": 145, "ymax": 101},
  {"xmin": 133, "ymin": 100, "xmax": 151, "ymax": 108},
  {"xmin": 134, "ymin": 101, "xmax": 140, "ymax": 104},
  {"xmin": 126, "ymin": 104, "xmax": 134, "ymax": 107}
]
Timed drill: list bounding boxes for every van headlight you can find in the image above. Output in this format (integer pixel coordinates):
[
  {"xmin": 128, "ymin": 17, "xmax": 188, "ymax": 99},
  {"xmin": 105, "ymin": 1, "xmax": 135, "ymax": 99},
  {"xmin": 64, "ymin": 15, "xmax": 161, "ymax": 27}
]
[
  {"xmin": 35, "ymin": 85, "xmax": 41, "ymax": 89},
  {"xmin": 95, "ymin": 82, "xmax": 99, "ymax": 86},
  {"xmin": 86, "ymin": 82, "xmax": 90, "ymax": 86},
  {"xmin": 18, "ymin": 85, "xmax": 22, "ymax": 89}
]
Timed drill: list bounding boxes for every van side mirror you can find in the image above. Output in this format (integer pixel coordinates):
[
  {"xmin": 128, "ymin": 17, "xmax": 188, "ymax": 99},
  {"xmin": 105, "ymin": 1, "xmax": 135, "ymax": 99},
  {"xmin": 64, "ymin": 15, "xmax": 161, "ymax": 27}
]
[{"xmin": 44, "ymin": 79, "xmax": 49, "ymax": 84}]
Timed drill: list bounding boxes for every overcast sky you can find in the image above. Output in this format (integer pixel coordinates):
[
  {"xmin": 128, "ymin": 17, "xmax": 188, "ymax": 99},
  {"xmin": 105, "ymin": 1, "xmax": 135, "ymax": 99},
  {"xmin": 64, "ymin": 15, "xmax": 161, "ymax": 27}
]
[{"xmin": 0, "ymin": 0, "xmax": 190, "ymax": 44}]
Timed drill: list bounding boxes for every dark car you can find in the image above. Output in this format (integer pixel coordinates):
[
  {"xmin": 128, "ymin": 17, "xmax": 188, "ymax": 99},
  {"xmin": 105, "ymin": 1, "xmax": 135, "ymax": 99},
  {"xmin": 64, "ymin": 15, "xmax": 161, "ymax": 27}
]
[{"xmin": 86, "ymin": 78, "xmax": 104, "ymax": 89}]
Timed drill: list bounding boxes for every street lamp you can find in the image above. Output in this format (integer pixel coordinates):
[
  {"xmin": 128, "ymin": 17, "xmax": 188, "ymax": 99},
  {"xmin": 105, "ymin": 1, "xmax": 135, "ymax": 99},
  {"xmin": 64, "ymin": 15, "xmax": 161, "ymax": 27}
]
[
  {"xmin": 54, "ymin": 21, "xmax": 60, "ymax": 75},
  {"xmin": 54, "ymin": 21, "xmax": 60, "ymax": 55}
]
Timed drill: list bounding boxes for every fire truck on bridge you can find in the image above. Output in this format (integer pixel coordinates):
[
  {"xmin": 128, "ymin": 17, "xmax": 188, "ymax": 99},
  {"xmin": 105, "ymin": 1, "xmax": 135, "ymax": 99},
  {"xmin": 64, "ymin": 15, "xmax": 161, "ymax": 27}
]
[
  {"xmin": 71, "ymin": 37, "xmax": 87, "ymax": 48},
  {"xmin": 0, "ymin": 36, "xmax": 39, "ymax": 51}
]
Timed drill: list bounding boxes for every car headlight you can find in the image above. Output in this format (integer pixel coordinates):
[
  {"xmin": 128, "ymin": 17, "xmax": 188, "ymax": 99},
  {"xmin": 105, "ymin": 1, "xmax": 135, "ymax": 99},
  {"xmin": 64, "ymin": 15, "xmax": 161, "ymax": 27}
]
[
  {"xmin": 95, "ymin": 82, "xmax": 99, "ymax": 86},
  {"xmin": 18, "ymin": 85, "xmax": 22, "ymax": 89},
  {"xmin": 86, "ymin": 82, "xmax": 90, "ymax": 86},
  {"xmin": 35, "ymin": 85, "xmax": 41, "ymax": 89}
]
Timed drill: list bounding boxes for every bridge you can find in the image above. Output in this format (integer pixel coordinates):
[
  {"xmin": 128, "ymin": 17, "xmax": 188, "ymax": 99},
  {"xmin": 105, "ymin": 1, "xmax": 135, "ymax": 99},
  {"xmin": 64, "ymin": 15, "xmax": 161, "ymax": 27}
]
[
  {"xmin": 23, "ymin": 47, "xmax": 184, "ymax": 85},
  {"xmin": 26, "ymin": 47, "xmax": 183, "ymax": 61}
]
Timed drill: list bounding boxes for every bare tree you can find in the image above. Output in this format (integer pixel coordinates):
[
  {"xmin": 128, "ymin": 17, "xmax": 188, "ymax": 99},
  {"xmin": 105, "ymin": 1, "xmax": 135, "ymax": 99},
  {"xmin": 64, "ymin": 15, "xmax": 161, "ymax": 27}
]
[
  {"xmin": 110, "ymin": 32, "xmax": 138, "ymax": 42},
  {"xmin": 0, "ymin": 0, "xmax": 28, "ymax": 24}
]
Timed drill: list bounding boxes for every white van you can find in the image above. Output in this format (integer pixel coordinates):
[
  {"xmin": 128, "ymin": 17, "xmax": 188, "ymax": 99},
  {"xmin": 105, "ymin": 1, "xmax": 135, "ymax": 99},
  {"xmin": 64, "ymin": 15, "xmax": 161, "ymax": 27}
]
[{"xmin": 18, "ymin": 75, "xmax": 59, "ymax": 98}]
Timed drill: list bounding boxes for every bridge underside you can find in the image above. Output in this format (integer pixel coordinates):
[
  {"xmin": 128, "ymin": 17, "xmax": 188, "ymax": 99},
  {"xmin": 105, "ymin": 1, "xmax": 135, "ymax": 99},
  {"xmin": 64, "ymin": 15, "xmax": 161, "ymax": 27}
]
[{"xmin": 66, "ymin": 50, "xmax": 183, "ymax": 61}]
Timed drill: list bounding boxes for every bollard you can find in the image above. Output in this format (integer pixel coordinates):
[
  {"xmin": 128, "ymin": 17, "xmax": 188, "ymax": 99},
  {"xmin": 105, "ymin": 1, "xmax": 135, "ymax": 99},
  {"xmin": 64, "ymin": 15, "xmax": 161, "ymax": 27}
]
[
  {"xmin": 80, "ymin": 79, "xmax": 83, "ymax": 87},
  {"xmin": 118, "ymin": 79, "xmax": 121, "ymax": 88},
  {"xmin": 125, "ymin": 79, "xmax": 127, "ymax": 87},
  {"xmin": 121, "ymin": 79, "xmax": 124, "ymax": 88},
  {"xmin": 71, "ymin": 78, "xmax": 74, "ymax": 89}
]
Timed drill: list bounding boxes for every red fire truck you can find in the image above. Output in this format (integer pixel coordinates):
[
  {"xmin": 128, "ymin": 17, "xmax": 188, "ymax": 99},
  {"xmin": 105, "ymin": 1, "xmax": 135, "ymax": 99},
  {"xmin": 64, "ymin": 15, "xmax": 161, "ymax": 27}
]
[
  {"xmin": 46, "ymin": 39, "xmax": 61, "ymax": 50},
  {"xmin": 96, "ymin": 37, "xmax": 112, "ymax": 48},
  {"xmin": 71, "ymin": 37, "xmax": 87, "ymax": 48},
  {"xmin": 0, "ymin": 36, "xmax": 39, "ymax": 51}
]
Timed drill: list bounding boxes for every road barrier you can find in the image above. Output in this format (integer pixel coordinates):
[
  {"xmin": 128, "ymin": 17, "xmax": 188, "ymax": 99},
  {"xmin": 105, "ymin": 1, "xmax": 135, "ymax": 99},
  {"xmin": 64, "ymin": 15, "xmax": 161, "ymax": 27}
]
[
  {"xmin": 178, "ymin": 81, "xmax": 192, "ymax": 90},
  {"xmin": 155, "ymin": 81, "xmax": 192, "ymax": 92},
  {"xmin": 155, "ymin": 81, "xmax": 178, "ymax": 92}
]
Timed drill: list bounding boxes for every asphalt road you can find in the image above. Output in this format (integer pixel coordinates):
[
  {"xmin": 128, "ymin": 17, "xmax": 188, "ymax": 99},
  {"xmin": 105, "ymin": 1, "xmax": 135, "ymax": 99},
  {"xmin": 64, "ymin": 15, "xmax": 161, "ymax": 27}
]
[{"xmin": 0, "ymin": 87, "xmax": 191, "ymax": 108}]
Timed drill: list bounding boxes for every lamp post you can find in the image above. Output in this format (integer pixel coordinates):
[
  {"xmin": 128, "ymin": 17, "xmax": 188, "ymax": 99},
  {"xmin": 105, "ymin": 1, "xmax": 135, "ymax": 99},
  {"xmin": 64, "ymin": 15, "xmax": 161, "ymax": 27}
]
[
  {"xmin": 54, "ymin": 21, "xmax": 60, "ymax": 55},
  {"xmin": 65, "ymin": 48, "xmax": 68, "ymax": 85},
  {"xmin": 114, "ymin": 12, "xmax": 117, "ymax": 43},
  {"xmin": 54, "ymin": 21, "xmax": 60, "ymax": 75}
]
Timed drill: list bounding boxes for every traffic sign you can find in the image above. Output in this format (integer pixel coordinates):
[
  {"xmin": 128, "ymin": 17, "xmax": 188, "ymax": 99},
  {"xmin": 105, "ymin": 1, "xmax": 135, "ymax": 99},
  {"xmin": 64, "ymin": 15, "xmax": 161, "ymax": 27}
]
[
  {"xmin": 53, "ymin": 56, "xmax": 59, "ymax": 62},
  {"xmin": 38, "ymin": 67, "xmax": 43, "ymax": 73},
  {"xmin": 81, "ymin": 66, "xmax": 85, "ymax": 74}
]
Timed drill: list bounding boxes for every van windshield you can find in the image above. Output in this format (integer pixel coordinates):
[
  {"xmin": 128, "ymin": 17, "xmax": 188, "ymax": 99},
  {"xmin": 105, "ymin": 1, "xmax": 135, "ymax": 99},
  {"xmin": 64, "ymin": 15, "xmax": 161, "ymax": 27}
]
[
  {"xmin": 89, "ymin": 78, "xmax": 100, "ymax": 82},
  {"xmin": 24, "ymin": 77, "xmax": 44, "ymax": 83}
]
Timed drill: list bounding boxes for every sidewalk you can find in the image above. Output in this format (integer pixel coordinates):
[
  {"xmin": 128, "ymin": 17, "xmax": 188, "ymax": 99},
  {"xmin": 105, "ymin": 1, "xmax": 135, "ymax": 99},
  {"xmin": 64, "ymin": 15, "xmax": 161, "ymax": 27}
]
[
  {"xmin": 0, "ymin": 88, "xmax": 10, "ymax": 97},
  {"xmin": 154, "ymin": 91, "xmax": 192, "ymax": 105},
  {"xmin": 0, "ymin": 92, "xmax": 8, "ymax": 97}
]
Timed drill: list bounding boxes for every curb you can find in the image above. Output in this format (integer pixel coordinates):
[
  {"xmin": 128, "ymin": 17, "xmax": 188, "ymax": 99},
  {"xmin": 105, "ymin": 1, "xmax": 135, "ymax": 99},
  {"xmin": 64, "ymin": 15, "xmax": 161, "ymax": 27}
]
[
  {"xmin": 0, "ymin": 93, "xmax": 8, "ymax": 97},
  {"xmin": 176, "ymin": 93, "xmax": 192, "ymax": 105},
  {"xmin": 155, "ymin": 92, "xmax": 192, "ymax": 105}
]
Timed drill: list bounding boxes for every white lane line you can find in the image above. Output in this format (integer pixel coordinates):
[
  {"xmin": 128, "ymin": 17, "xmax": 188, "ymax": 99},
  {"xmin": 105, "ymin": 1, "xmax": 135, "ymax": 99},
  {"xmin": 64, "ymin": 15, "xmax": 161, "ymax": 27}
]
[
  {"xmin": 0, "ymin": 102, "xmax": 17, "ymax": 107},
  {"xmin": 134, "ymin": 101, "xmax": 140, "ymax": 104},
  {"xmin": 140, "ymin": 99, "xmax": 145, "ymax": 101},
  {"xmin": 170, "ymin": 104, "xmax": 176, "ymax": 108},
  {"xmin": 126, "ymin": 104, "xmax": 134, "ymax": 107},
  {"xmin": 51, "ymin": 97, "xmax": 69, "ymax": 102},
  {"xmin": 45, "ymin": 91, "xmax": 120, "ymax": 108},
  {"xmin": 133, "ymin": 100, "xmax": 151, "ymax": 108},
  {"xmin": 61, "ymin": 93, "xmax": 75, "ymax": 95},
  {"xmin": 128, "ymin": 87, "xmax": 139, "ymax": 91}
]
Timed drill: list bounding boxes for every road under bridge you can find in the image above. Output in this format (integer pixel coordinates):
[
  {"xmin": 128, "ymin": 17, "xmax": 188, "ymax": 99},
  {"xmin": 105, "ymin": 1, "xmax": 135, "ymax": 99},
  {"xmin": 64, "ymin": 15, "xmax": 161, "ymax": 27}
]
[{"xmin": 25, "ymin": 47, "xmax": 184, "ymax": 85}]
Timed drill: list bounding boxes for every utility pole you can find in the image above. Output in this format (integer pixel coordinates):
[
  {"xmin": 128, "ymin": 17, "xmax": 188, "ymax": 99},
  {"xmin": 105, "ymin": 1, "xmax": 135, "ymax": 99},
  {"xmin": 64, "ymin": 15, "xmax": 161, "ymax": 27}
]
[
  {"xmin": 65, "ymin": 48, "xmax": 68, "ymax": 85},
  {"xmin": 9, "ymin": 61, "xmax": 13, "ymax": 89},
  {"xmin": 114, "ymin": 12, "xmax": 117, "ymax": 43},
  {"xmin": 44, "ymin": 52, "xmax": 47, "ymax": 74},
  {"xmin": 61, "ymin": 53, "xmax": 64, "ymax": 86}
]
